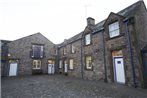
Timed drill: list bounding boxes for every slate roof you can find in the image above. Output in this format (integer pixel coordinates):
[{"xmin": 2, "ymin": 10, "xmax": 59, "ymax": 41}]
[
  {"xmin": 1, "ymin": 40, "xmax": 12, "ymax": 44},
  {"xmin": 8, "ymin": 32, "xmax": 54, "ymax": 45},
  {"xmin": 59, "ymin": 0, "xmax": 145, "ymax": 47}
]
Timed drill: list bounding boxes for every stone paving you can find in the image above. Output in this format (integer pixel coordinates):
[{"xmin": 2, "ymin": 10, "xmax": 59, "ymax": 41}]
[{"xmin": 1, "ymin": 75, "xmax": 147, "ymax": 98}]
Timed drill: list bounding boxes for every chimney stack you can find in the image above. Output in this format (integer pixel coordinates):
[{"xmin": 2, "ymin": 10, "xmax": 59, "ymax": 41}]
[{"xmin": 87, "ymin": 17, "xmax": 95, "ymax": 26}]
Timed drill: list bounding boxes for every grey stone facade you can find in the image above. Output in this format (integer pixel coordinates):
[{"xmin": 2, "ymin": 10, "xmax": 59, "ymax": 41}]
[
  {"xmin": 1, "ymin": 33, "xmax": 55, "ymax": 76},
  {"xmin": 1, "ymin": 1, "xmax": 147, "ymax": 88},
  {"xmin": 57, "ymin": 1, "xmax": 147, "ymax": 88}
]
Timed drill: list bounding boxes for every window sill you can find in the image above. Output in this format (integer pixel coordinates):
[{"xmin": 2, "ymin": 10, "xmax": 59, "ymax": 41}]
[
  {"xmin": 107, "ymin": 33, "xmax": 125, "ymax": 41},
  {"xmin": 68, "ymin": 69, "xmax": 74, "ymax": 70},
  {"xmin": 84, "ymin": 43, "xmax": 92, "ymax": 46},
  {"xmin": 71, "ymin": 52, "xmax": 76, "ymax": 54},
  {"xmin": 85, "ymin": 67, "xmax": 93, "ymax": 71},
  {"xmin": 32, "ymin": 68, "xmax": 41, "ymax": 70}
]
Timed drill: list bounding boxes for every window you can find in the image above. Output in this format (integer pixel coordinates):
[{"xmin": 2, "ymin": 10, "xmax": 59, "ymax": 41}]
[
  {"xmin": 109, "ymin": 21, "xmax": 119, "ymax": 38},
  {"xmin": 85, "ymin": 56, "xmax": 92, "ymax": 70},
  {"xmin": 69, "ymin": 59, "xmax": 74, "ymax": 70},
  {"xmin": 63, "ymin": 47, "xmax": 67, "ymax": 55},
  {"xmin": 32, "ymin": 45, "xmax": 43, "ymax": 58},
  {"xmin": 48, "ymin": 60, "xmax": 54, "ymax": 65},
  {"xmin": 112, "ymin": 50, "xmax": 123, "ymax": 57},
  {"xmin": 55, "ymin": 49, "xmax": 57, "ymax": 55},
  {"xmin": 33, "ymin": 60, "xmax": 41, "ymax": 69},
  {"xmin": 85, "ymin": 34, "xmax": 91, "ymax": 45},
  {"xmin": 59, "ymin": 60, "xmax": 62, "ymax": 68},
  {"xmin": 71, "ymin": 44, "xmax": 75, "ymax": 53}
]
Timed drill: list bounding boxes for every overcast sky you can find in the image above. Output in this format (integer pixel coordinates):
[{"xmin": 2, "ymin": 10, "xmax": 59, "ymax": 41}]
[{"xmin": 0, "ymin": 0, "xmax": 146, "ymax": 44}]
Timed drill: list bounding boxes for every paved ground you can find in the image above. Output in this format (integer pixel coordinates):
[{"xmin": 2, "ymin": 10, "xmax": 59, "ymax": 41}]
[{"xmin": 1, "ymin": 75, "xmax": 147, "ymax": 98}]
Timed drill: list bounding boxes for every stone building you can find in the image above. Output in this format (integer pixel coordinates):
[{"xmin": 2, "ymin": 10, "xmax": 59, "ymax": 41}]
[
  {"xmin": 1, "ymin": 0, "xmax": 147, "ymax": 88},
  {"xmin": 1, "ymin": 33, "xmax": 56, "ymax": 76},
  {"xmin": 57, "ymin": 1, "xmax": 147, "ymax": 88}
]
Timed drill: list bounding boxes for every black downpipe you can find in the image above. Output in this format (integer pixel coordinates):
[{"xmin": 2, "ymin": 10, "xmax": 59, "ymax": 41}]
[
  {"xmin": 102, "ymin": 31, "xmax": 107, "ymax": 82},
  {"xmin": 81, "ymin": 36, "xmax": 84, "ymax": 79},
  {"xmin": 57, "ymin": 46, "xmax": 60, "ymax": 73},
  {"xmin": 124, "ymin": 18, "xmax": 137, "ymax": 88}
]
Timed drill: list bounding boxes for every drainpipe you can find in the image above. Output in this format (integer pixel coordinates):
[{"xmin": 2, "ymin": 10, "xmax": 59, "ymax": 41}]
[
  {"xmin": 57, "ymin": 46, "xmax": 60, "ymax": 74},
  {"xmin": 123, "ymin": 18, "xmax": 137, "ymax": 88},
  {"xmin": 102, "ymin": 29, "xmax": 107, "ymax": 82},
  {"xmin": 80, "ymin": 36, "xmax": 84, "ymax": 79}
]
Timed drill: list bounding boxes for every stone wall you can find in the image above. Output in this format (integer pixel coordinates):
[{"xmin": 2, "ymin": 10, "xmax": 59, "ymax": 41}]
[{"xmin": 8, "ymin": 33, "xmax": 55, "ymax": 75}]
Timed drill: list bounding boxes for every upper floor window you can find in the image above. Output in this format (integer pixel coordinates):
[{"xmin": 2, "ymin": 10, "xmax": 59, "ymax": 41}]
[
  {"xmin": 71, "ymin": 44, "xmax": 75, "ymax": 53},
  {"xmin": 55, "ymin": 49, "xmax": 57, "ymax": 55},
  {"xmin": 85, "ymin": 34, "xmax": 91, "ymax": 45},
  {"xmin": 32, "ymin": 45, "xmax": 43, "ymax": 58},
  {"xmin": 33, "ymin": 60, "xmax": 41, "ymax": 69},
  {"xmin": 109, "ymin": 21, "xmax": 119, "ymax": 38},
  {"xmin": 63, "ymin": 47, "xmax": 67, "ymax": 55},
  {"xmin": 85, "ymin": 56, "xmax": 92, "ymax": 70},
  {"xmin": 69, "ymin": 59, "xmax": 74, "ymax": 70}
]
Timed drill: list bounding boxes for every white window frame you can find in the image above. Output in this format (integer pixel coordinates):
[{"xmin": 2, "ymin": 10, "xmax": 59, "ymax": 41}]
[
  {"xmin": 71, "ymin": 44, "xmax": 75, "ymax": 53},
  {"xmin": 86, "ymin": 56, "xmax": 92, "ymax": 70},
  {"xmin": 85, "ymin": 34, "xmax": 91, "ymax": 45},
  {"xmin": 32, "ymin": 45, "xmax": 43, "ymax": 58},
  {"xmin": 55, "ymin": 49, "xmax": 57, "ymax": 55},
  {"xmin": 33, "ymin": 60, "xmax": 41, "ymax": 69},
  {"xmin": 59, "ymin": 60, "xmax": 62, "ymax": 68},
  {"xmin": 109, "ymin": 21, "xmax": 120, "ymax": 38},
  {"xmin": 69, "ymin": 59, "xmax": 74, "ymax": 70},
  {"xmin": 40, "ymin": 46, "xmax": 43, "ymax": 58},
  {"xmin": 63, "ymin": 47, "xmax": 67, "ymax": 55}
]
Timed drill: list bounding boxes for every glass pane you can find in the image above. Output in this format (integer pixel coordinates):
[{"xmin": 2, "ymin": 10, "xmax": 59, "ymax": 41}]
[
  {"xmin": 69, "ymin": 59, "xmax": 73, "ymax": 69},
  {"xmin": 37, "ymin": 64, "xmax": 40, "ymax": 68},
  {"xmin": 72, "ymin": 44, "xmax": 75, "ymax": 53},
  {"xmin": 86, "ymin": 56, "xmax": 92, "ymax": 69},
  {"xmin": 109, "ymin": 21, "xmax": 119, "ymax": 37},
  {"xmin": 48, "ymin": 60, "xmax": 52, "ymax": 64},
  {"xmin": 59, "ymin": 60, "xmax": 62, "ymax": 68},
  {"xmin": 33, "ymin": 60, "xmax": 36, "ymax": 65},
  {"xmin": 32, "ymin": 45, "xmax": 43, "ymax": 58},
  {"xmin": 112, "ymin": 50, "xmax": 123, "ymax": 57},
  {"xmin": 64, "ymin": 47, "xmax": 67, "ymax": 54},
  {"xmin": 33, "ymin": 64, "xmax": 36, "ymax": 68},
  {"xmin": 110, "ymin": 29, "xmax": 119, "ymax": 38},
  {"xmin": 85, "ymin": 34, "xmax": 91, "ymax": 45}
]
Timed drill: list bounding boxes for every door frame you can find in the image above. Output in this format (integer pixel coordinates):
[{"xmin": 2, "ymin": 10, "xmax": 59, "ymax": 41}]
[
  {"xmin": 113, "ymin": 56, "xmax": 126, "ymax": 84},
  {"xmin": 47, "ymin": 59, "xmax": 55, "ymax": 74},
  {"xmin": 9, "ymin": 62, "xmax": 18, "ymax": 76}
]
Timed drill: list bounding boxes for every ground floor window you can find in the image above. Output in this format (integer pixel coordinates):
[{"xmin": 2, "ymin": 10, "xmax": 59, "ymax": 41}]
[
  {"xmin": 59, "ymin": 60, "xmax": 62, "ymax": 68},
  {"xmin": 69, "ymin": 59, "xmax": 74, "ymax": 70},
  {"xmin": 85, "ymin": 56, "xmax": 92, "ymax": 70},
  {"xmin": 33, "ymin": 60, "xmax": 41, "ymax": 69}
]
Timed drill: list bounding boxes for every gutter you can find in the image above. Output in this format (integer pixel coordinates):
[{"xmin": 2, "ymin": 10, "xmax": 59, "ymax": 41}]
[
  {"xmin": 102, "ymin": 29, "xmax": 108, "ymax": 82},
  {"xmin": 123, "ymin": 17, "xmax": 137, "ymax": 88}
]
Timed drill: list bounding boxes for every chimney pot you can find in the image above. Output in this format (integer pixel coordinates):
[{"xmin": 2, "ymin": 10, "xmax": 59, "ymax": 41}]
[{"xmin": 87, "ymin": 17, "xmax": 95, "ymax": 26}]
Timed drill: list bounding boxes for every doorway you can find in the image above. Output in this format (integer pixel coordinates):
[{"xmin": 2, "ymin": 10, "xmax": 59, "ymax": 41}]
[
  {"xmin": 112, "ymin": 50, "xmax": 125, "ymax": 84},
  {"xmin": 48, "ymin": 60, "xmax": 55, "ymax": 74},
  {"xmin": 114, "ymin": 57, "xmax": 125, "ymax": 83},
  {"xmin": 9, "ymin": 62, "xmax": 18, "ymax": 76}
]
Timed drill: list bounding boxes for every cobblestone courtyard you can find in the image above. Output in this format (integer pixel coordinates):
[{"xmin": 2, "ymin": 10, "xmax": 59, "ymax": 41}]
[{"xmin": 1, "ymin": 75, "xmax": 147, "ymax": 98}]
